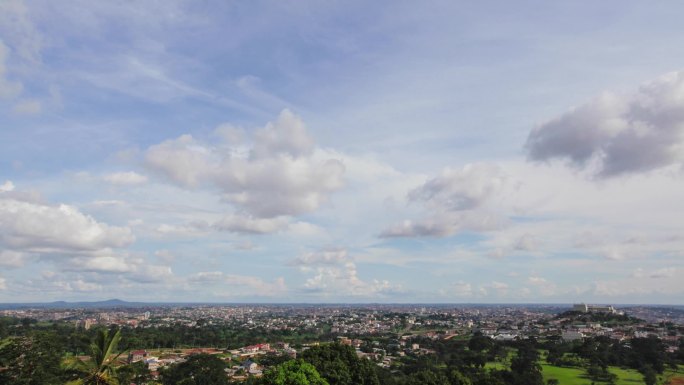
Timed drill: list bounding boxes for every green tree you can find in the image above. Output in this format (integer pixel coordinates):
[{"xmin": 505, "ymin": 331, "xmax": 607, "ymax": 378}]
[
  {"xmin": 0, "ymin": 334, "xmax": 66, "ymax": 385},
  {"xmin": 468, "ymin": 333, "xmax": 492, "ymax": 353},
  {"xmin": 640, "ymin": 366, "xmax": 657, "ymax": 385},
  {"xmin": 448, "ymin": 370, "xmax": 472, "ymax": 385},
  {"xmin": 115, "ymin": 361, "xmax": 150, "ymax": 385},
  {"xmin": 510, "ymin": 341, "xmax": 543, "ymax": 385},
  {"xmin": 261, "ymin": 359, "xmax": 329, "ymax": 385},
  {"xmin": 159, "ymin": 353, "xmax": 229, "ymax": 385},
  {"xmin": 405, "ymin": 370, "xmax": 450, "ymax": 385},
  {"xmin": 301, "ymin": 343, "xmax": 380, "ymax": 385},
  {"xmin": 66, "ymin": 327, "xmax": 125, "ymax": 385}
]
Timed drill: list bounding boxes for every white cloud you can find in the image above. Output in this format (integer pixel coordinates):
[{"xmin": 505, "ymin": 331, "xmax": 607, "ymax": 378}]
[
  {"xmin": 448, "ymin": 281, "xmax": 473, "ymax": 297},
  {"xmin": 127, "ymin": 264, "xmax": 174, "ymax": 283},
  {"xmin": 0, "ymin": 181, "xmax": 15, "ymax": 193},
  {"xmin": 73, "ymin": 255, "xmax": 133, "ymax": 273},
  {"xmin": 145, "ymin": 134, "xmax": 214, "ymax": 187},
  {"xmin": 408, "ymin": 163, "xmax": 506, "ymax": 211},
  {"xmin": 188, "ymin": 271, "xmax": 287, "ymax": 297},
  {"xmin": 527, "ymin": 275, "xmax": 556, "ymax": 296},
  {"xmin": 0, "ymin": 198, "xmax": 134, "ymax": 253},
  {"xmin": 381, "ymin": 163, "xmax": 505, "ymax": 238},
  {"xmin": 145, "ymin": 110, "xmax": 345, "ymax": 219},
  {"xmin": 0, "ymin": 0, "xmax": 42, "ymax": 64},
  {"xmin": 649, "ymin": 267, "xmax": 676, "ymax": 278},
  {"xmin": 296, "ymin": 248, "xmax": 402, "ymax": 297},
  {"xmin": 70, "ymin": 280, "xmax": 102, "ymax": 292},
  {"xmin": 252, "ymin": 109, "xmax": 315, "ymax": 159},
  {"xmin": 26, "ymin": 274, "xmax": 103, "ymax": 293},
  {"xmin": 527, "ymin": 276, "xmax": 548, "ymax": 285},
  {"xmin": 632, "ymin": 267, "xmax": 676, "ymax": 279},
  {"xmin": 155, "ymin": 221, "xmax": 210, "ymax": 237},
  {"xmin": 103, "ymin": 171, "xmax": 148, "ymax": 185},
  {"xmin": 0, "ymin": 250, "xmax": 29, "ymax": 267},
  {"xmin": 214, "ymin": 214, "xmax": 288, "ymax": 234},
  {"xmin": 0, "ymin": 277, "xmax": 6, "ymax": 290},
  {"xmin": 526, "ymin": 70, "xmax": 684, "ymax": 178},
  {"xmin": 291, "ymin": 248, "xmax": 350, "ymax": 266}
]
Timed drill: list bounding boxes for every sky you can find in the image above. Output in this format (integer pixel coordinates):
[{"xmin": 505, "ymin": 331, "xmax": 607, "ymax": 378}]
[{"xmin": 1, "ymin": 0, "xmax": 683, "ymax": 304}]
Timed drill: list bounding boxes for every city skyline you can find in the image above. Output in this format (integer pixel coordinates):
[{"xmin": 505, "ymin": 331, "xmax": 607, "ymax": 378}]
[{"xmin": 1, "ymin": 1, "xmax": 683, "ymax": 304}]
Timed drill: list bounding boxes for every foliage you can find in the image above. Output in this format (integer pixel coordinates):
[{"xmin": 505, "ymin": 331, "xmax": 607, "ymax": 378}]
[
  {"xmin": 404, "ymin": 370, "xmax": 450, "ymax": 385},
  {"xmin": 0, "ymin": 333, "xmax": 66, "ymax": 385},
  {"xmin": 115, "ymin": 361, "xmax": 151, "ymax": 385},
  {"xmin": 261, "ymin": 359, "xmax": 329, "ymax": 385},
  {"xmin": 509, "ymin": 341, "xmax": 543, "ymax": 385},
  {"xmin": 258, "ymin": 352, "xmax": 293, "ymax": 367},
  {"xmin": 301, "ymin": 343, "xmax": 380, "ymax": 385},
  {"xmin": 159, "ymin": 353, "xmax": 229, "ymax": 385},
  {"xmin": 66, "ymin": 327, "xmax": 125, "ymax": 385}
]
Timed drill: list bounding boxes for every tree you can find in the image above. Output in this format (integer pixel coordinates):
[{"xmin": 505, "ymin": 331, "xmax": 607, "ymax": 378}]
[
  {"xmin": 0, "ymin": 334, "xmax": 66, "ymax": 385},
  {"xmin": 115, "ymin": 361, "xmax": 150, "ymax": 385},
  {"xmin": 261, "ymin": 359, "xmax": 329, "ymax": 385},
  {"xmin": 405, "ymin": 370, "xmax": 450, "ymax": 385},
  {"xmin": 301, "ymin": 343, "xmax": 380, "ymax": 385},
  {"xmin": 66, "ymin": 327, "xmax": 124, "ymax": 385},
  {"xmin": 640, "ymin": 366, "xmax": 657, "ymax": 385},
  {"xmin": 159, "ymin": 353, "xmax": 229, "ymax": 385},
  {"xmin": 468, "ymin": 333, "xmax": 492, "ymax": 353},
  {"xmin": 510, "ymin": 341, "xmax": 543, "ymax": 385},
  {"xmin": 448, "ymin": 370, "xmax": 472, "ymax": 385}
]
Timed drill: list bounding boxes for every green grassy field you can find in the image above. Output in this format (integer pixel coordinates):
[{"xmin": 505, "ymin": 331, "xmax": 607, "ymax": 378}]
[
  {"xmin": 540, "ymin": 362, "xmax": 681, "ymax": 385},
  {"xmin": 541, "ymin": 363, "xmax": 595, "ymax": 385},
  {"xmin": 485, "ymin": 349, "xmax": 683, "ymax": 385}
]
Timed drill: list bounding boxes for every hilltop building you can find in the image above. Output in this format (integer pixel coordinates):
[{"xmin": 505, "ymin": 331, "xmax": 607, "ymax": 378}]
[{"xmin": 573, "ymin": 303, "xmax": 616, "ymax": 314}]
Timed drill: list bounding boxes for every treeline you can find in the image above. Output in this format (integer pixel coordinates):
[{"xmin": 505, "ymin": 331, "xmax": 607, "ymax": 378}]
[
  {"xmin": 0, "ymin": 317, "xmax": 330, "ymax": 354},
  {"xmin": 119, "ymin": 323, "xmax": 329, "ymax": 350}
]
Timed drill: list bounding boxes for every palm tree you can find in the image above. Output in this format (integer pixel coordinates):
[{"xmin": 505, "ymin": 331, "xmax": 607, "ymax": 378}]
[{"xmin": 67, "ymin": 327, "xmax": 125, "ymax": 385}]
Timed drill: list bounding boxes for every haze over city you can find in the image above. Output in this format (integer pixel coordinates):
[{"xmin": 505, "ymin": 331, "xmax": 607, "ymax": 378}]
[{"xmin": 1, "ymin": 0, "xmax": 683, "ymax": 304}]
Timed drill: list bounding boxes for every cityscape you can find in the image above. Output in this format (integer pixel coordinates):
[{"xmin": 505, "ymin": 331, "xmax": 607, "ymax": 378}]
[
  {"xmin": 1, "ymin": 300, "xmax": 683, "ymax": 384},
  {"xmin": 2, "ymin": 0, "xmax": 684, "ymax": 384}
]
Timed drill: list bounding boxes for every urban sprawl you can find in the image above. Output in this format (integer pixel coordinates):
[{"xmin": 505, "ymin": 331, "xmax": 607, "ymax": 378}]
[{"xmin": 2, "ymin": 302, "xmax": 683, "ymax": 382}]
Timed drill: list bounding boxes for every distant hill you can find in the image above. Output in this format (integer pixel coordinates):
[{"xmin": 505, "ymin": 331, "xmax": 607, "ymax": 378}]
[
  {"xmin": 0, "ymin": 299, "xmax": 150, "ymax": 310},
  {"xmin": 554, "ymin": 310, "xmax": 641, "ymax": 324}
]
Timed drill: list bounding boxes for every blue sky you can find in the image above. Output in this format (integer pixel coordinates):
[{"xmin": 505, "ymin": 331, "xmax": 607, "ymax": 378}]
[{"xmin": 1, "ymin": 0, "xmax": 684, "ymax": 303}]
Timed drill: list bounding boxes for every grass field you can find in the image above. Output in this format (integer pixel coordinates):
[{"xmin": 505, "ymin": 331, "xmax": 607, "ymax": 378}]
[
  {"xmin": 539, "ymin": 363, "xmax": 684, "ymax": 385},
  {"xmin": 541, "ymin": 363, "xmax": 594, "ymax": 385},
  {"xmin": 489, "ymin": 357, "xmax": 680, "ymax": 385},
  {"xmin": 485, "ymin": 350, "xmax": 683, "ymax": 385}
]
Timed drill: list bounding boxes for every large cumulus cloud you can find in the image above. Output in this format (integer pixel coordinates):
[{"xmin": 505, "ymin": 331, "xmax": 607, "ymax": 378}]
[
  {"xmin": 145, "ymin": 110, "xmax": 345, "ymax": 222},
  {"xmin": 0, "ymin": 189, "xmax": 134, "ymax": 254},
  {"xmin": 526, "ymin": 70, "xmax": 684, "ymax": 178}
]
